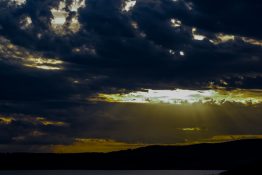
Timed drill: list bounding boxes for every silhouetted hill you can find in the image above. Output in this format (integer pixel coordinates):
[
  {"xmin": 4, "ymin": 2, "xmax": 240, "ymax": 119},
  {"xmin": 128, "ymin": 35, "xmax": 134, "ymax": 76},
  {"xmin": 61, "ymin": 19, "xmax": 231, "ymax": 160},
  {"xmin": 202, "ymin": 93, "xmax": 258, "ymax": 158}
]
[{"xmin": 0, "ymin": 139, "xmax": 261, "ymax": 170}]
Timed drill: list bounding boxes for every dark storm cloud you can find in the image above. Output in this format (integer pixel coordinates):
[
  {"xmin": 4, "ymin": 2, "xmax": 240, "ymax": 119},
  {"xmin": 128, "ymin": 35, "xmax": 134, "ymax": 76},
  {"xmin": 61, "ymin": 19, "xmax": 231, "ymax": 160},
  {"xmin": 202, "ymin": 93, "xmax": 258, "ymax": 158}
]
[
  {"xmin": 0, "ymin": 0, "xmax": 261, "ymax": 91},
  {"xmin": 0, "ymin": 0, "xmax": 262, "ymax": 151},
  {"xmin": 182, "ymin": 0, "xmax": 262, "ymax": 39}
]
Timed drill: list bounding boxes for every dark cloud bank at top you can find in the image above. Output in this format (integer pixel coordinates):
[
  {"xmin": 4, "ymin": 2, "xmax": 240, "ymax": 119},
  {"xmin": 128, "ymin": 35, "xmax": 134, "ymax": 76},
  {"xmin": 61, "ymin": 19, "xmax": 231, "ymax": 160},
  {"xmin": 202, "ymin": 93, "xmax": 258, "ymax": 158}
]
[
  {"xmin": 0, "ymin": 0, "xmax": 261, "ymax": 94},
  {"xmin": 0, "ymin": 0, "xmax": 262, "ymax": 151}
]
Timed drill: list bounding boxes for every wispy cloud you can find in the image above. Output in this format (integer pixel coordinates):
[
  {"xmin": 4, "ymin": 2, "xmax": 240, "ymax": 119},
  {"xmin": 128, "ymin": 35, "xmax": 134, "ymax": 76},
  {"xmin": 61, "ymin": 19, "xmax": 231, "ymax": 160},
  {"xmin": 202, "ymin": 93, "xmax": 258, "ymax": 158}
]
[
  {"xmin": 0, "ymin": 37, "xmax": 64, "ymax": 70},
  {"xmin": 0, "ymin": 114, "xmax": 68, "ymax": 127}
]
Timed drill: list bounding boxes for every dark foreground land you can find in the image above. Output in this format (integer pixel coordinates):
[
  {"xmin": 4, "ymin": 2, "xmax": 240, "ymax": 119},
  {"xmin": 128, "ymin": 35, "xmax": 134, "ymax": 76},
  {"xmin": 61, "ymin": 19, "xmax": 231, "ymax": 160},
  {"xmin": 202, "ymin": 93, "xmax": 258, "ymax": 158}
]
[{"xmin": 0, "ymin": 139, "xmax": 261, "ymax": 172}]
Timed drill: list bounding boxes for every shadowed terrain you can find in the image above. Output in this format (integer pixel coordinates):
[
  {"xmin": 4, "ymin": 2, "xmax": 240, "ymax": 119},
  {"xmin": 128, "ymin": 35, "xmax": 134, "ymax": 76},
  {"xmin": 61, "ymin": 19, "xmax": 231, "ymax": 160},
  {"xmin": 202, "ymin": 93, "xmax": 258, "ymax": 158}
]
[{"xmin": 0, "ymin": 139, "xmax": 261, "ymax": 171}]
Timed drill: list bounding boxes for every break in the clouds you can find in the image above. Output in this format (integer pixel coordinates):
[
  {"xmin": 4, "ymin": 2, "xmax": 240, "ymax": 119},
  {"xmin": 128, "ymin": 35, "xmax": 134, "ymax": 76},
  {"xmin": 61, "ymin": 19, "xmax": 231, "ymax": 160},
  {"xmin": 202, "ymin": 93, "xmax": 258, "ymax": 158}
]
[
  {"xmin": 95, "ymin": 89, "xmax": 262, "ymax": 105},
  {"xmin": 0, "ymin": 0, "xmax": 262, "ymax": 152}
]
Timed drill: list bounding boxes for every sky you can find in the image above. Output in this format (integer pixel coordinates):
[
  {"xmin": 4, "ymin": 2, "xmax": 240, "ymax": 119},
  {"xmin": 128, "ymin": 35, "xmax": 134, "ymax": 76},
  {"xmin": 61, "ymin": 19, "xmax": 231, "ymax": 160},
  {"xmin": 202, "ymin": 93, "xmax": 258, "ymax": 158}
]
[{"xmin": 0, "ymin": 0, "xmax": 262, "ymax": 153}]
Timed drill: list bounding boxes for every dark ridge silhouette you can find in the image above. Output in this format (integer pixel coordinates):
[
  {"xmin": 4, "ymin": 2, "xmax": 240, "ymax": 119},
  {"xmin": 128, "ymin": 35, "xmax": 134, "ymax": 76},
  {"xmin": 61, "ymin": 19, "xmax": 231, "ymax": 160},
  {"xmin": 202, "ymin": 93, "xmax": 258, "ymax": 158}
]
[{"xmin": 0, "ymin": 139, "xmax": 261, "ymax": 170}]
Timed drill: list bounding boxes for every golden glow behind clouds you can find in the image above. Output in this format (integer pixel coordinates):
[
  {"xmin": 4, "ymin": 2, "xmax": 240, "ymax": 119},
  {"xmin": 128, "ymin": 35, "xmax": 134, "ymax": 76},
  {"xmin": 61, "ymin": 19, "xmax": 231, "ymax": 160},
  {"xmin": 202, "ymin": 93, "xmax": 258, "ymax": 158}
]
[
  {"xmin": 36, "ymin": 117, "xmax": 67, "ymax": 126},
  {"xmin": 53, "ymin": 135, "xmax": 262, "ymax": 153},
  {"xmin": 53, "ymin": 138, "xmax": 146, "ymax": 153},
  {"xmin": 210, "ymin": 33, "xmax": 235, "ymax": 44},
  {"xmin": 94, "ymin": 89, "xmax": 262, "ymax": 105},
  {"xmin": 241, "ymin": 37, "xmax": 262, "ymax": 46},
  {"xmin": 0, "ymin": 114, "xmax": 67, "ymax": 127},
  {"xmin": 177, "ymin": 127, "xmax": 202, "ymax": 132},
  {"xmin": 200, "ymin": 135, "xmax": 262, "ymax": 144},
  {"xmin": 210, "ymin": 33, "xmax": 262, "ymax": 46},
  {"xmin": 0, "ymin": 36, "xmax": 64, "ymax": 71},
  {"xmin": 24, "ymin": 57, "xmax": 63, "ymax": 70},
  {"xmin": 0, "ymin": 116, "xmax": 13, "ymax": 125}
]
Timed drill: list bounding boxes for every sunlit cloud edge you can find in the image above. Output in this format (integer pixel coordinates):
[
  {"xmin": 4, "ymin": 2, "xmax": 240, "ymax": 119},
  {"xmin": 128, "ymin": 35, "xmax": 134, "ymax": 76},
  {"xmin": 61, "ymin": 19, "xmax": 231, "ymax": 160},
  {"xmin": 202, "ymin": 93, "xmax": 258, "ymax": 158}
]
[{"xmin": 92, "ymin": 89, "xmax": 262, "ymax": 105}]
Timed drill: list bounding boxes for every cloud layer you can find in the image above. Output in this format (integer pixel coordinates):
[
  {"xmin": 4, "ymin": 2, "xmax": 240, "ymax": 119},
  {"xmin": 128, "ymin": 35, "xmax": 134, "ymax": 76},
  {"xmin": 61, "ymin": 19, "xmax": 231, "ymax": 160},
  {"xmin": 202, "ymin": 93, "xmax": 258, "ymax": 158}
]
[{"xmin": 0, "ymin": 0, "xmax": 262, "ymax": 152}]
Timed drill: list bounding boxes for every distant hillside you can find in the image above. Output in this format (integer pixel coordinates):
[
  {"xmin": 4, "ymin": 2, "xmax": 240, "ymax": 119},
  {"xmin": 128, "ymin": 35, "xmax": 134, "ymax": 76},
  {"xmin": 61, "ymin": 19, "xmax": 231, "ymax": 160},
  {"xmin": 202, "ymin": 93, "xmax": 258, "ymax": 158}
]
[{"xmin": 0, "ymin": 139, "xmax": 262, "ymax": 170}]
